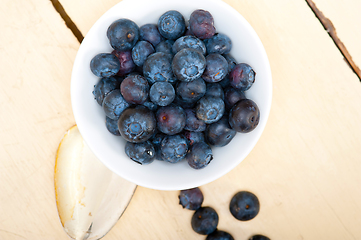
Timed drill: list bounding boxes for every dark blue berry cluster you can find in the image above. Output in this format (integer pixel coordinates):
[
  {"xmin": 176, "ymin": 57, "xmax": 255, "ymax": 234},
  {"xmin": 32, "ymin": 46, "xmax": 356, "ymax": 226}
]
[{"xmin": 90, "ymin": 9, "xmax": 260, "ymax": 168}]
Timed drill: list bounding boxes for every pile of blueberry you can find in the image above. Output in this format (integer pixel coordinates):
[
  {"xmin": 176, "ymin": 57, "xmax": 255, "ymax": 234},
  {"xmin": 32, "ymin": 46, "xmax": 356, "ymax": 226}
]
[
  {"xmin": 178, "ymin": 188, "xmax": 270, "ymax": 240},
  {"xmin": 90, "ymin": 9, "xmax": 260, "ymax": 169}
]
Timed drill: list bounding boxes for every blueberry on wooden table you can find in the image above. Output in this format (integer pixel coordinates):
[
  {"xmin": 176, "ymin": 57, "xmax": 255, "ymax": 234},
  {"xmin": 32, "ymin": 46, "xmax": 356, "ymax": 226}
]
[
  {"xmin": 176, "ymin": 77, "xmax": 206, "ymax": 103},
  {"xmin": 205, "ymin": 83, "xmax": 224, "ymax": 100},
  {"xmin": 107, "ymin": 19, "xmax": 139, "ymax": 51},
  {"xmin": 224, "ymin": 87, "xmax": 246, "ymax": 110},
  {"xmin": 229, "ymin": 191, "xmax": 260, "ymax": 221},
  {"xmin": 117, "ymin": 106, "xmax": 156, "ymax": 143},
  {"xmin": 120, "ymin": 74, "xmax": 149, "ymax": 105},
  {"xmin": 172, "ymin": 35, "xmax": 206, "ymax": 55},
  {"xmin": 187, "ymin": 142, "xmax": 213, "ymax": 169},
  {"xmin": 179, "ymin": 187, "xmax": 204, "ymax": 210},
  {"xmin": 139, "ymin": 23, "xmax": 164, "ymax": 47},
  {"xmin": 189, "ymin": 9, "xmax": 216, "ymax": 40},
  {"xmin": 191, "ymin": 207, "xmax": 218, "ymax": 235},
  {"xmin": 125, "ymin": 141, "xmax": 155, "ymax": 165},
  {"xmin": 111, "ymin": 49, "xmax": 136, "ymax": 76},
  {"xmin": 156, "ymin": 105, "xmax": 186, "ymax": 135},
  {"xmin": 229, "ymin": 63, "xmax": 256, "ymax": 91},
  {"xmin": 249, "ymin": 235, "xmax": 270, "ymax": 240},
  {"xmin": 204, "ymin": 33, "xmax": 232, "ymax": 55},
  {"xmin": 206, "ymin": 230, "xmax": 235, "ymax": 240},
  {"xmin": 172, "ymin": 48, "xmax": 206, "ymax": 82},
  {"xmin": 149, "ymin": 82, "xmax": 175, "ymax": 107},
  {"xmin": 155, "ymin": 40, "xmax": 174, "ymax": 55},
  {"xmin": 158, "ymin": 10, "xmax": 186, "ymax": 40},
  {"xmin": 90, "ymin": 53, "xmax": 120, "ymax": 78},
  {"xmin": 229, "ymin": 99, "xmax": 260, "ymax": 133},
  {"xmin": 143, "ymin": 52, "xmax": 174, "ymax": 84},
  {"xmin": 93, "ymin": 76, "xmax": 123, "ymax": 106},
  {"xmin": 196, "ymin": 96, "xmax": 225, "ymax": 124},
  {"xmin": 202, "ymin": 53, "xmax": 228, "ymax": 83},
  {"xmin": 160, "ymin": 135, "xmax": 188, "ymax": 163},
  {"xmin": 102, "ymin": 90, "xmax": 130, "ymax": 120},
  {"xmin": 131, "ymin": 41, "xmax": 155, "ymax": 67},
  {"xmin": 184, "ymin": 109, "xmax": 206, "ymax": 132},
  {"xmin": 105, "ymin": 116, "xmax": 121, "ymax": 136},
  {"xmin": 206, "ymin": 116, "xmax": 236, "ymax": 147},
  {"xmin": 182, "ymin": 131, "xmax": 205, "ymax": 146}
]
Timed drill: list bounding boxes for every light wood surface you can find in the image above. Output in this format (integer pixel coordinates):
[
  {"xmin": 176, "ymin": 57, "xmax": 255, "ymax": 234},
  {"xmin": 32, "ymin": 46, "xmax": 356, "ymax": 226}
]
[{"xmin": 1, "ymin": 0, "xmax": 361, "ymax": 239}]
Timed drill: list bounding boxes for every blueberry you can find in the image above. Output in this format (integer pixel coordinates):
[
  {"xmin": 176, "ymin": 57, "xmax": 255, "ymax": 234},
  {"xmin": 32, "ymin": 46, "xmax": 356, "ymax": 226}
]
[
  {"xmin": 206, "ymin": 230, "xmax": 235, "ymax": 240},
  {"xmin": 105, "ymin": 116, "xmax": 121, "ymax": 136},
  {"xmin": 229, "ymin": 191, "xmax": 260, "ymax": 221},
  {"xmin": 173, "ymin": 95, "xmax": 197, "ymax": 109},
  {"xmin": 118, "ymin": 106, "xmax": 156, "ymax": 142},
  {"xmin": 90, "ymin": 53, "xmax": 120, "ymax": 78},
  {"xmin": 155, "ymin": 40, "xmax": 174, "ymax": 55},
  {"xmin": 139, "ymin": 24, "xmax": 164, "ymax": 47},
  {"xmin": 189, "ymin": 10, "xmax": 216, "ymax": 39},
  {"xmin": 202, "ymin": 54, "xmax": 228, "ymax": 83},
  {"xmin": 142, "ymin": 101, "xmax": 158, "ymax": 112},
  {"xmin": 229, "ymin": 63, "xmax": 255, "ymax": 91},
  {"xmin": 229, "ymin": 99, "xmax": 260, "ymax": 133},
  {"xmin": 204, "ymin": 33, "xmax": 232, "ymax": 55},
  {"xmin": 120, "ymin": 74, "xmax": 149, "ymax": 104},
  {"xmin": 219, "ymin": 74, "xmax": 230, "ymax": 89},
  {"xmin": 107, "ymin": 19, "xmax": 139, "ymax": 51},
  {"xmin": 176, "ymin": 78, "xmax": 206, "ymax": 103},
  {"xmin": 172, "ymin": 48, "xmax": 206, "ymax": 82},
  {"xmin": 224, "ymin": 87, "xmax": 246, "ymax": 110},
  {"xmin": 178, "ymin": 187, "xmax": 204, "ymax": 210},
  {"xmin": 160, "ymin": 135, "xmax": 188, "ymax": 163},
  {"xmin": 93, "ymin": 76, "xmax": 122, "ymax": 106},
  {"xmin": 205, "ymin": 116, "xmax": 236, "ymax": 147},
  {"xmin": 156, "ymin": 105, "xmax": 186, "ymax": 135},
  {"xmin": 191, "ymin": 207, "xmax": 218, "ymax": 235},
  {"xmin": 151, "ymin": 133, "xmax": 166, "ymax": 160},
  {"xmin": 125, "ymin": 141, "xmax": 155, "ymax": 165},
  {"xmin": 182, "ymin": 131, "xmax": 205, "ymax": 146},
  {"xmin": 172, "ymin": 36, "xmax": 206, "ymax": 55},
  {"xmin": 184, "ymin": 27, "xmax": 195, "ymax": 36},
  {"xmin": 187, "ymin": 142, "xmax": 213, "ymax": 169},
  {"xmin": 205, "ymin": 83, "xmax": 224, "ymax": 100},
  {"xmin": 102, "ymin": 90, "xmax": 130, "ymax": 120},
  {"xmin": 184, "ymin": 109, "xmax": 206, "ymax": 132},
  {"xmin": 143, "ymin": 52, "xmax": 175, "ymax": 84},
  {"xmin": 150, "ymin": 82, "xmax": 175, "ymax": 106},
  {"xmin": 249, "ymin": 235, "xmax": 270, "ymax": 240},
  {"xmin": 158, "ymin": 10, "xmax": 186, "ymax": 40},
  {"xmin": 223, "ymin": 54, "xmax": 237, "ymax": 73},
  {"xmin": 111, "ymin": 50, "xmax": 136, "ymax": 76},
  {"xmin": 196, "ymin": 96, "xmax": 225, "ymax": 124},
  {"xmin": 131, "ymin": 41, "xmax": 155, "ymax": 67}
]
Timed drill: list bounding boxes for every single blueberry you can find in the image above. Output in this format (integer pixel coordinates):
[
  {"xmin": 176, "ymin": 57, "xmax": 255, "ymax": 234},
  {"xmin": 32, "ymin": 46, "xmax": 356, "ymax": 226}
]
[
  {"xmin": 120, "ymin": 74, "xmax": 149, "ymax": 104},
  {"xmin": 139, "ymin": 23, "xmax": 164, "ymax": 47},
  {"xmin": 102, "ymin": 90, "xmax": 130, "ymax": 120},
  {"xmin": 131, "ymin": 41, "xmax": 155, "ymax": 67},
  {"xmin": 229, "ymin": 63, "xmax": 256, "ymax": 91},
  {"xmin": 156, "ymin": 105, "xmax": 186, "ymax": 135},
  {"xmin": 111, "ymin": 50, "xmax": 136, "ymax": 76},
  {"xmin": 176, "ymin": 77, "xmax": 206, "ymax": 103},
  {"xmin": 182, "ymin": 131, "xmax": 205, "ymax": 146},
  {"xmin": 155, "ymin": 40, "xmax": 175, "ymax": 55},
  {"xmin": 160, "ymin": 135, "xmax": 188, "ymax": 163},
  {"xmin": 125, "ymin": 141, "xmax": 155, "ymax": 165},
  {"xmin": 223, "ymin": 54, "xmax": 237, "ymax": 73},
  {"xmin": 229, "ymin": 191, "xmax": 260, "ymax": 221},
  {"xmin": 202, "ymin": 54, "xmax": 228, "ymax": 83},
  {"xmin": 172, "ymin": 48, "xmax": 206, "ymax": 82},
  {"xmin": 205, "ymin": 116, "xmax": 236, "ymax": 147},
  {"xmin": 105, "ymin": 116, "xmax": 121, "ymax": 136},
  {"xmin": 196, "ymin": 96, "xmax": 225, "ymax": 124},
  {"xmin": 229, "ymin": 99, "xmax": 260, "ymax": 133},
  {"xmin": 224, "ymin": 87, "xmax": 246, "ymax": 110},
  {"xmin": 249, "ymin": 235, "xmax": 270, "ymax": 240},
  {"xmin": 184, "ymin": 109, "xmax": 206, "ymax": 132},
  {"xmin": 206, "ymin": 230, "xmax": 235, "ymax": 240},
  {"xmin": 187, "ymin": 142, "xmax": 213, "ymax": 169},
  {"xmin": 107, "ymin": 19, "xmax": 139, "ymax": 51},
  {"xmin": 204, "ymin": 33, "xmax": 232, "ymax": 55},
  {"xmin": 205, "ymin": 83, "xmax": 224, "ymax": 100},
  {"xmin": 191, "ymin": 207, "xmax": 218, "ymax": 235},
  {"xmin": 189, "ymin": 10, "xmax": 216, "ymax": 39},
  {"xmin": 158, "ymin": 10, "xmax": 186, "ymax": 40},
  {"xmin": 93, "ymin": 76, "xmax": 123, "ymax": 106},
  {"xmin": 90, "ymin": 53, "xmax": 120, "ymax": 78},
  {"xmin": 118, "ymin": 107, "xmax": 156, "ymax": 143},
  {"xmin": 143, "ymin": 52, "xmax": 175, "ymax": 84},
  {"xmin": 178, "ymin": 187, "xmax": 204, "ymax": 210},
  {"xmin": 172, "ymin": 36, "xmax": 206, "ymax": 55},
  {"xmin": 150, "ymin": 82, "xmax": 175, "ymax": 106}
]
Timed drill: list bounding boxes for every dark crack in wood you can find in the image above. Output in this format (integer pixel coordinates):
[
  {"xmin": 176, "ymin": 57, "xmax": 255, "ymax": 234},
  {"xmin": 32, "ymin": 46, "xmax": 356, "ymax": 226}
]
[
  {"xmin": 50, "ymin": 0, "xmax": 84, "ymax": 43},
  {"xmin": 306, "ymin": 0, "xmax": 361, "ymax": 81}
]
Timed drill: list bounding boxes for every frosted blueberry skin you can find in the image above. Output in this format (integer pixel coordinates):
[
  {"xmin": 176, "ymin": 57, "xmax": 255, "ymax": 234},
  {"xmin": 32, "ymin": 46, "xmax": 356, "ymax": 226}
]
[
  {"xmin": 93, "ymin": 76, "xmax": 123, "ymax": 106},
  {"xmin": 205, "ymin": 83, "xmax": 224, "ymax": 100},
  {"xmin": 229, "ymin": 99, "xmax": 260, "ymax": 133},
  {"xmin": 202, "ymin": 54, "xmax": 228, "ymax": 83},
  {"xmin": 206, "ymin": 230, "xmax": 235, "ymax": 240},
  {"xmin": 149, "ymin": 82, "xmax": 175, "ymax": 107},
  {"xmin": 120, "ymin": 74, "xmax": 149, "ymax": 105},
  {"xmin": 204, "ymin": 33, "xmax": 232, "ymax": 55},
  {"xmin": 196, "ymin": 96, "xmax": 225, "ymax": 124},
  {"xmin": 139, "ymin": 23, "xmax": 164, "ymax": 47},
  {"xmin": 118, "ymin": 106, "xmax": 156, "ymax": 143},
  {"xmin": 105, "ymin": 116, "xmax": 121, "ymax": 136},
  {"xmin": 111, "ymin": 50, "xmax": 136, "ymax": 76},
  {"xmin": 229, "ymin": 191, "xmax": 260, "ymax": 221},
  {"xmin": 189, "ymin": 10, "xmax": 216, "ymax": 40},
  {"xmin": 107, "ymin": 19, "xmax": 139, "ymax": 51},
  {"xmin": 229, "ymin": 63, "xmax": 256, "ymax": 91},
  {"xmin": 160, "ymin": 135, "xmax": 188, "ymax": 163},
  {"xmin": 156, "ymin": 105, "xmax": 186, "ymax": 135},
  {"xmin": 102, "ymin": 90, "xmax": 130, "ymax": 120},
  {"xmin": 205, "ymin": 116, "xmax": 236, "ymax": 147},
  {"xmin": 176, "ymin": 78, "xmax": 206, "ymax": 103},
  {"xmin": 182, "ymin": 131, "xmax": 205, "ymax": 146},
  {"xmin": 155, "ymin": 40, "xmax": 175, "ymax": 55},
  {"xmin": 172, "ymin": 48, "xmax": 206, "ymax": 82},
  {"xmin": 125, "ymin": 141, "xmax": 155, "ymax": 165},
  {"xmin": 90, "ymin": 53, "xmax": 120, "ymax": 78},
  {"xmin": 223, "ymin": 54, "xmax": 237, "ymax": 73},
  {"xmin": 187, "ymin": 142, "xmax": 213, "ymax": 170},
  {"xmin": 143, "ymin": 52, "xmax": 175, "ymax": 84},
  {"xmin": 178, "ymin": 187, "xmax": 204, "ymax": 210},
  {"xmin": 184, "ymin": 108, "xmax": 206, "ymax": 132},
  {"xmin": 131, "ymin": 41, "xmax": 155, "ymax": 67},
  {"xmin": 172, "ymin": 36, "xmax": 206, "ymax": 55},
  {"xmin": 158, "ymin": 10, "xmax": 186, "ymax": 40}
]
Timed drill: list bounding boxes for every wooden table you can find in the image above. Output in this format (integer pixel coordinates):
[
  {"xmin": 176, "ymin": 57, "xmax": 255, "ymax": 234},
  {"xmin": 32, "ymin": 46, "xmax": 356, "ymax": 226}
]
[{"xmin": 1, "ymin": 0, "xmax": 361, "ymax": 239}]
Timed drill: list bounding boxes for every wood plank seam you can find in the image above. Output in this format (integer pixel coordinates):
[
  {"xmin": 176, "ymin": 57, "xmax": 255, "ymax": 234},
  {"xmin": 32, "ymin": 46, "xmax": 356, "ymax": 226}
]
[
  {"xmin": 50, "ymin": 0, "xmax": 84, "ymax": 43},
  {"xmin": 305, "ymin": 0, "xmax": 361, "ymax": 81}
]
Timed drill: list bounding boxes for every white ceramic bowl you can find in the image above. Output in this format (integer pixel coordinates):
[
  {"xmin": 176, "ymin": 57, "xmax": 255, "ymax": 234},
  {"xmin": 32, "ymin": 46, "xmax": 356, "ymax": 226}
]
[{"xmin": 71, "ymin": 0, "xmax": 272, "ymax": 190}]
